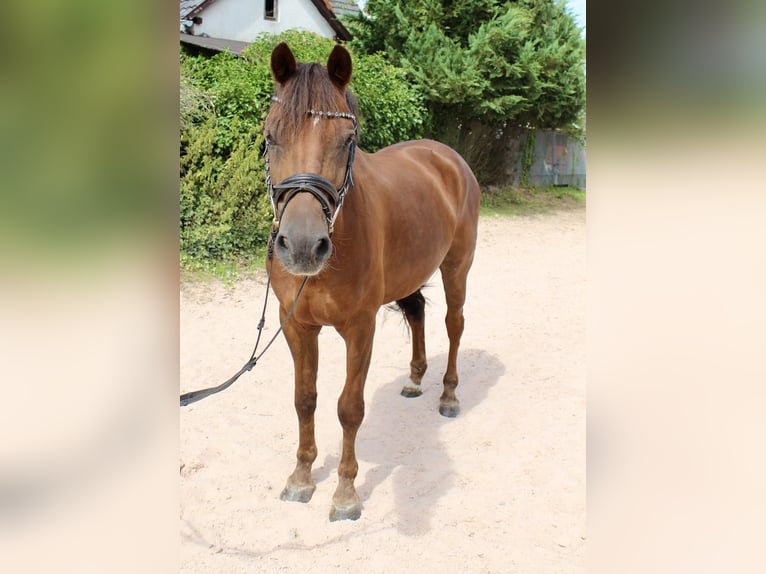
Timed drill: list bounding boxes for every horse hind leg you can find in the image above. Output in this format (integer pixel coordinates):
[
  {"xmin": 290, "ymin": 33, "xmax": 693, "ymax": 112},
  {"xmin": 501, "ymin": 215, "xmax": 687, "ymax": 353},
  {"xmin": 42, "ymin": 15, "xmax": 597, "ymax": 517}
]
[
  {"xmin": 439, "ymin": 257, "xmax": 473, "ymax": 418},
  {"xmin": 396, "ymin": 290, "xmax": 428, "ymax": 398}
]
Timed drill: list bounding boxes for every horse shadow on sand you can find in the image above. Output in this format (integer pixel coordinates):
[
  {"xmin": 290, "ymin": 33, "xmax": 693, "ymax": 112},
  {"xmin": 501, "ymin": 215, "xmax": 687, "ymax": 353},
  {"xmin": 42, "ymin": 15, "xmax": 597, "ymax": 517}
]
[
  {"xmin": 333, "ymin": 348, "xmax": 505, "ymax": 536},
  {"xmin": 182, "ymin": 348, "xmax": 504, "ymax": 562}
]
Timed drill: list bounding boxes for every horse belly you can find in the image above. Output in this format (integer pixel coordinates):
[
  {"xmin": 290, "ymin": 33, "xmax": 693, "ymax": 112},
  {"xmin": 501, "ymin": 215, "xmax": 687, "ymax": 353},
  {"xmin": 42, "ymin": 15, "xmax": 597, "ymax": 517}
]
[{"xmin": 381, "ymin": 226, "xmax": 453, "ymax": 304}]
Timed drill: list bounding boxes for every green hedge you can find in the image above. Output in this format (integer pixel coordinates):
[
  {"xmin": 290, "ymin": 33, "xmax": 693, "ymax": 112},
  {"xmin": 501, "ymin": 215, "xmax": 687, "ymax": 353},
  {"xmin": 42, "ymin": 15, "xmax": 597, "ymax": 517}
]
[{"xmin": 180, "ymin": 31, "xmax": 427, "ymax": 265}]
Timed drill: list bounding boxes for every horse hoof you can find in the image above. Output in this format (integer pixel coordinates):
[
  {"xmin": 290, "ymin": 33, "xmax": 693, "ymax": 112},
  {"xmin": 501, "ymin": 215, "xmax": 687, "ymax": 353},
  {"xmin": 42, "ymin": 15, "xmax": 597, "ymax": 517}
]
[
  {"xmin": 280, "ymin": 483, "xmax": 315, "ymax": 503},
  {"xmin": 400, "ymin": 380, "xmax": 423, "ymax": 398},
  {"xmin": 439, "ymin": 402, "xmax": 460, "ymax": 418},
  {"xmin": 329, "ymin": 502, "xmax": 362, "ymax": 521}
]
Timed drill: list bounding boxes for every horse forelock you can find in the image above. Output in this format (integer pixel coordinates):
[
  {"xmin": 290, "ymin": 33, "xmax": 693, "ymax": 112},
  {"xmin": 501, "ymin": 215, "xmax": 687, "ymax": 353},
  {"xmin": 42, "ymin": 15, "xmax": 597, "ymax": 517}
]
[{"xmin": 269, "ymin": 62, "xmax": 358, "ymax": 140}]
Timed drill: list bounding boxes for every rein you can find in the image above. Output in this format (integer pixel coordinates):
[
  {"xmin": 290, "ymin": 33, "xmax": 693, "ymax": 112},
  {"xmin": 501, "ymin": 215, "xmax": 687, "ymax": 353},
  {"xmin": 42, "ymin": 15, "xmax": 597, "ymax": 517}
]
[
  {"xmin": 179, "ymin": 256, "xmax": 308, "ymax": 407},
  {"xmin": 179, "ymin": 99, "xmax": 357, "ymax": 407}
]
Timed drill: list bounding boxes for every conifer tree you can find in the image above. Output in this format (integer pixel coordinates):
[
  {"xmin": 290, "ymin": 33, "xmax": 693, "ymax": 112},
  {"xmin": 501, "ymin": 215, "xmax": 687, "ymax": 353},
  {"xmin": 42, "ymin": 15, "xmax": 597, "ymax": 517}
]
[{"xmin": 347, "ymin": 0, "xmax": 585, "ymax": 181}]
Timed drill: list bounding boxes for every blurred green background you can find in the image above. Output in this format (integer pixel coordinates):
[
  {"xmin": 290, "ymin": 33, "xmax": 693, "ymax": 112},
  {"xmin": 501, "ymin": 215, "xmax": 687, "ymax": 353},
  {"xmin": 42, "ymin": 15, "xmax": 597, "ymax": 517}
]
[{"xmin": 0, "ymin": 1, "xmax": 174, "ymax": 273}]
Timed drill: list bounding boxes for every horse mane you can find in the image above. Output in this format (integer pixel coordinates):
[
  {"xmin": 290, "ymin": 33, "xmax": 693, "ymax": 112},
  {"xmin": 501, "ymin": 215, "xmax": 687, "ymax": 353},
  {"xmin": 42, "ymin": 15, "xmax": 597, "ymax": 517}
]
[{"xmin": 271, "ymin": 62, "xmax": 359, "ymax": 140}]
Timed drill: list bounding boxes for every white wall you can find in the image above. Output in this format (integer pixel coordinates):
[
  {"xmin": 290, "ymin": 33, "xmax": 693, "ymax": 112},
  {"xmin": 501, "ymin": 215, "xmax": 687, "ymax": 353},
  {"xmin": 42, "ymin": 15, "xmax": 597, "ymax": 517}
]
[{"xmin": 191, "ymin": 0, "xmax": 336, "ymax": 42}]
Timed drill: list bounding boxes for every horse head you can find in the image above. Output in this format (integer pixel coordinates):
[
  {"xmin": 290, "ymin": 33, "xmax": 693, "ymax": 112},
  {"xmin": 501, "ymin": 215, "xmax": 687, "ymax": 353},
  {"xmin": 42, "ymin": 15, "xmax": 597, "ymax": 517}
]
[{"xmin": 265, "ymin": 42, "xmax": 357, "ymax": 276}]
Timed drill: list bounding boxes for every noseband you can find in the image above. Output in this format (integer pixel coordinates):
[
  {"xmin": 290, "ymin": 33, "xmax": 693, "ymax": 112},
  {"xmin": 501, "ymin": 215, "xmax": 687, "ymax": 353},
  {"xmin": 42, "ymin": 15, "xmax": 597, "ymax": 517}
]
[{"xmin": 265, "ymin": 99, "xmax": 358, "ymax": 238}]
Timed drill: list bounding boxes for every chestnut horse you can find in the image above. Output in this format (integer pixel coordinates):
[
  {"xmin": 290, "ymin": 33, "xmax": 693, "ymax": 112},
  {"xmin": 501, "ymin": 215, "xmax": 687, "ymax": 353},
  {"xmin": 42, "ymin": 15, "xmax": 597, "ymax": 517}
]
[{"xmin": 264, "ymin": 43, "xmax": 480, "ymax": 521}]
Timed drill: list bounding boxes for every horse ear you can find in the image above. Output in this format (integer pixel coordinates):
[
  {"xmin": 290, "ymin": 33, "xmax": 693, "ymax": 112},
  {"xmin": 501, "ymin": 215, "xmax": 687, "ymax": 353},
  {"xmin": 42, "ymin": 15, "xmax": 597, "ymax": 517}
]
[
  {"xmin": 271, "ymin": 42, "xmax": 297, "ymax": 86},
  {"xmin": 327, "ymin": 44, "xmax": 352, "ymax": 89}
]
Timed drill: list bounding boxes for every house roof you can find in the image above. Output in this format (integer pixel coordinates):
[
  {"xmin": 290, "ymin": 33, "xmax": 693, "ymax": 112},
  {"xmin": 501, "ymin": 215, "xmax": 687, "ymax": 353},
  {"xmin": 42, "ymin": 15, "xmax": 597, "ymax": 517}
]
[
  {"xmin": 330, "ymin": 0, "xmax": 361, "ymax": 17},
  {"xmin": 180, "ymin": 33, "xmax": 251, "ymax": 56},
  {"xmin": 307, "ymin": 0, "xmax": 354, "ymax": 40},
  {"xmin": 179, "ymin": 1, "xmax": 356, "ymax": 41},
  {"xmin": 180, "ymin": 0, "xmax": 214, "ymax": 21}
]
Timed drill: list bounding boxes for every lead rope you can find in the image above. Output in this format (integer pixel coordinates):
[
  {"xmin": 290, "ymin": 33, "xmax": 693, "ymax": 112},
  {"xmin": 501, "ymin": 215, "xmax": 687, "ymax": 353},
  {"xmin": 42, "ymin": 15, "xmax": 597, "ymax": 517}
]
[{"xmin": 179, "ymin": 233, "xmax": 309, "ymax": 407}]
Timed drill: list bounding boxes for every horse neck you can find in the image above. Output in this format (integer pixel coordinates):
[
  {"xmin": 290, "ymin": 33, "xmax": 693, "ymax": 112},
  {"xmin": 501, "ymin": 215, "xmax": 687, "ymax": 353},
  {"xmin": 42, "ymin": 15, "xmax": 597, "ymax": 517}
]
[{"xmin": 333, "ymin": 148, "xmax": 371, "ymax": 237}]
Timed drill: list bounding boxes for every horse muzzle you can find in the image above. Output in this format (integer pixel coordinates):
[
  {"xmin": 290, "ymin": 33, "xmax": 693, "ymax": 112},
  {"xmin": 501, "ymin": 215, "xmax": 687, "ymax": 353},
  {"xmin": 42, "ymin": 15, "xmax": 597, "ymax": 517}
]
[
  {"xmin": 273, "ymin": 223, "xmax": 333, "ymax": 276},
  {"xmin": 271, "ymin": 175, "xmax": 337, "ymax": 276}
]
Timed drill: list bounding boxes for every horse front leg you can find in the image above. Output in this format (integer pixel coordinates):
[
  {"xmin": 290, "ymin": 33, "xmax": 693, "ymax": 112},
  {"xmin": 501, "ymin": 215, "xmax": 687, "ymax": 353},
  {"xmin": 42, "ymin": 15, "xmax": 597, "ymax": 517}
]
[
  {"xmin": 280, "ymin": 312, "xmax": 321, "ymax": 504},
  {"xmin": 330, "ymin": 313, "xmax": 376, "ymax": 521}
]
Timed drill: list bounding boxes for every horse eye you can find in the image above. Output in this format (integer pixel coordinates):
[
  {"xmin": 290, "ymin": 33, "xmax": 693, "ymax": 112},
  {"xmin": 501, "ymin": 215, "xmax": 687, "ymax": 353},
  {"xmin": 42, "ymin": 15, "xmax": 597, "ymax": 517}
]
[
  {"xmin": 343, "ymin": 134, "xmax": 354, "ymax": 148},
  {"xmin": 265, "ymin": 133, "xmax": 276, "ymax": 146}
]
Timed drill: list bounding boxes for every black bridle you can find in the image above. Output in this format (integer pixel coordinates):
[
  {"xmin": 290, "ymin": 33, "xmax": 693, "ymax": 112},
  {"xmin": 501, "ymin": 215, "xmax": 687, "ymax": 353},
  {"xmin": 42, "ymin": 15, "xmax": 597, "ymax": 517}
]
[{"xmin": 265, "ymin": 99, "xmax": 358, "ymax": 237}]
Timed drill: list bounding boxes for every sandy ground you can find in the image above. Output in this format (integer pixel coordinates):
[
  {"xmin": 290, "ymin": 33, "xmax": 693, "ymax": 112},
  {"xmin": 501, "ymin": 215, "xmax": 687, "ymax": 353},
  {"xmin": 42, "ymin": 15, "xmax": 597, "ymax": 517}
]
[{"xmin": 180, "ymin": 208, "xmax": 585, "ymax": 573}]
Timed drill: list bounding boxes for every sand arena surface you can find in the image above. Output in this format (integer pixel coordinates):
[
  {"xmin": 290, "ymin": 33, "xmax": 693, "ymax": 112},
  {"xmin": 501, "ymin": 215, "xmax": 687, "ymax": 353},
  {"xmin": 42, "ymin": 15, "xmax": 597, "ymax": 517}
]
[{"xmin": 180, "ymin": 208, "xmax": 585, "ymax": 573}]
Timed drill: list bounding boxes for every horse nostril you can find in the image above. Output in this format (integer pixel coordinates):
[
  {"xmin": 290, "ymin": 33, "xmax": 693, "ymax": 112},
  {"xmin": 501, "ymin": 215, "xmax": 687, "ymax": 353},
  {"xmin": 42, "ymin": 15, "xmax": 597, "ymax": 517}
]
[
  {"xmin": 314, "ymin": 237, "xmax": 331, "ymax": 259},
  {"xmin": 276, "ymin": 234, "xmax": 289, "ymax": 250}
]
